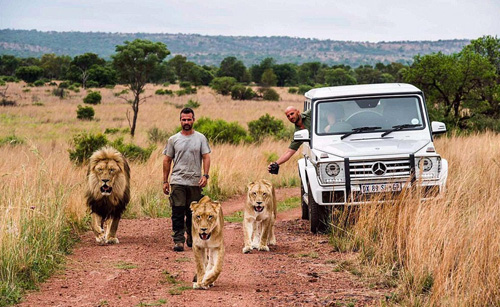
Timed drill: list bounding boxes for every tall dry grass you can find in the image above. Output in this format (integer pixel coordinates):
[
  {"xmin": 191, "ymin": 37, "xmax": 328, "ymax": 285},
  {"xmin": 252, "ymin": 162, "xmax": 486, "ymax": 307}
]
[{"xmin": 335, "ymin": 132, "xmax": 500, "ymax": 305}]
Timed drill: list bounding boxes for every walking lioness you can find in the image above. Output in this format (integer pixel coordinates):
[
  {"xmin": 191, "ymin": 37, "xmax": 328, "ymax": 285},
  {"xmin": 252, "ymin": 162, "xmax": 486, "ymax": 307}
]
[
  {"xmin": 190, "ymin": 196, "xmax": 224, "ymax": 290},
  {"xmin": 243, "ymin": 179, "xmax": 277, "ymax": 253}
]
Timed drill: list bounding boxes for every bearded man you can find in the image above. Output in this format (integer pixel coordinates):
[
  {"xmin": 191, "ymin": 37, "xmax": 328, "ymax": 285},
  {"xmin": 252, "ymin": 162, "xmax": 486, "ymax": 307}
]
[{"xmin": 163, "ymin": 108, "xmax": 211, "ymax": 252}]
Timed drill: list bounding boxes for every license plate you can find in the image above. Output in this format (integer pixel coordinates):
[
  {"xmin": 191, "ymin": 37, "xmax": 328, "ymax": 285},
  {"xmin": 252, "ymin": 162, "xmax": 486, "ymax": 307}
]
[{"xmin": 361, "ymin": 183, "xmax": 402, "ymax": 194}]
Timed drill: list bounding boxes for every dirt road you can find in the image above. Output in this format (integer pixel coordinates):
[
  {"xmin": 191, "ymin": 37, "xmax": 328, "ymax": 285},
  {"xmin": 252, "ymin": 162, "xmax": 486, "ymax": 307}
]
[{"xmin": 18, "ymin": 188, "xmax": 387, "ymax": 306}]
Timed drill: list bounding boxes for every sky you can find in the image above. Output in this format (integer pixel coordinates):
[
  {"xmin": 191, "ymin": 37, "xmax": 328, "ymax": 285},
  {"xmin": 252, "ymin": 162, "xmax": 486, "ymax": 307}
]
[{"xmin": 0, "ymin": 0, "xmax": 499, "ymax": 42}]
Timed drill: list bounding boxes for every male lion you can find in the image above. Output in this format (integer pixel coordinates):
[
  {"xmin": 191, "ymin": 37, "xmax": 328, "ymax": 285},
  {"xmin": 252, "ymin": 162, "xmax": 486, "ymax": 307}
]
[
  {"xmin": 190, "ymin": 196, "xmax": 224, "ymax": 290},
  {"xmin": 85, "ymin": 146, "xmax": 130, "ymax": 244},
  {"xmin": 242, "ymin": 179, "xmax": 277, "ymax": 253}
]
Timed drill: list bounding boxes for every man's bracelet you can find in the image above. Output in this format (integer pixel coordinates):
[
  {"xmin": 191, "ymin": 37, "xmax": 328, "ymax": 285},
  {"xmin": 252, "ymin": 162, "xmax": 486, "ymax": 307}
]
[{"xmin": 163, "ymin": 181, "xmax": 168, "ymax": 184}]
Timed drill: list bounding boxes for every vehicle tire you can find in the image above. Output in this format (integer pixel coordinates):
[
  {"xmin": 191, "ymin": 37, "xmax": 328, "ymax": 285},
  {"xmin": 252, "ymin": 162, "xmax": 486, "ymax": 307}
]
[
  {"xmin": 308, "ymin": 182, "xmax": 329, "ymax": 233},
  {"xmin": 301, "ymin": 180, "xmax": 309, "ymax": 220}
]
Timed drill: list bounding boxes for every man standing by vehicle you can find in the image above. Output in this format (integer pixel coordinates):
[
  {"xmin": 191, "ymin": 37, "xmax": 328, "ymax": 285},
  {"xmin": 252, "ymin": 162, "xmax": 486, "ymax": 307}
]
[
  {"xmin": 268, "ymin": 106, "xmax": 311, "ymax": 173},
  {"xmin": 163, "ymin": 108, "xmax": 211, "ymax": 252}
]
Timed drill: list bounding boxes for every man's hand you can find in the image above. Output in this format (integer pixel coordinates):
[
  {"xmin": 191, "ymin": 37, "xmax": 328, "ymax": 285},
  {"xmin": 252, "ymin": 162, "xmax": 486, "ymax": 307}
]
[
  {"xmin": 198, "ymin": 176, "xmax": 208, "ymax": 188},
  {"xmin": 163, "ymin": 182, "xmax": 170, "ymax": 195},
  {"xmin": 268, "ymin": 162, "xmax": 280, "ymax": 174}
]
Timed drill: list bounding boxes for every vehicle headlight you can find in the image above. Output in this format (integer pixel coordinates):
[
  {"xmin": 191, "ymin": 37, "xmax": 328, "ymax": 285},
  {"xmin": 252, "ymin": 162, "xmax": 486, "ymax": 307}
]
[
  {"xmin": 325, "ymin": 162, "xmax": 340, "ymax": 176},
  {"xmin": 418, "ymin": 157, "xmax": 433, "ymax": 172}
]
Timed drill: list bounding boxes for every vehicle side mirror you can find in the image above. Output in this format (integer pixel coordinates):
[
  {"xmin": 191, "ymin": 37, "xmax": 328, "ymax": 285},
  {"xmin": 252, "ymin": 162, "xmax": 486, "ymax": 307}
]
[
  {"xmin": 431, "ymin": 121, "xmax": 447, "ymax": 135},
  {"xmin": 294, "ymin": 129, "xmax": 310, "ymax": 141}
]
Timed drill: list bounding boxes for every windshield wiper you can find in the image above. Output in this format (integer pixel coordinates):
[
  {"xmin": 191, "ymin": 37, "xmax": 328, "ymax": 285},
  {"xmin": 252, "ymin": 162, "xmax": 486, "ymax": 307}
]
[
  {"xmin": 341, "ymin": 126, "xmax": 382, "ymax": 140},
  {"xmin": 381, "ymin": 124, "xmax": 422, "ymax": 137}
]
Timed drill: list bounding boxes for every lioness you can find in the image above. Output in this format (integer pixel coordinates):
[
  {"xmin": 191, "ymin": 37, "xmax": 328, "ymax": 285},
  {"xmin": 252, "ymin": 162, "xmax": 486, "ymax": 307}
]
[
  {"xmin": 243, "ymin": 179, "xmax": 277, "ymax": 253},
  {"xmin": 85, "ymin": 146, "xmax": 130, "ymax": 244},
  {"xmin": 190, "ymin": 196, "xmax": 224, "ymax": 290}
]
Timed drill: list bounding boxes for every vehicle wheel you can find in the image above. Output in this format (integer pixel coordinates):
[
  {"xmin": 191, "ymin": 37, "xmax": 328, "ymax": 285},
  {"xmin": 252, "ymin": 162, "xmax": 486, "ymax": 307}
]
[
  {"xmin": 308, "ymin": 182, "xmax": 329, "ymax": 233},
  {"xmin": 300, "ymin": 180, "xmax": 309, "ymax": 220}
]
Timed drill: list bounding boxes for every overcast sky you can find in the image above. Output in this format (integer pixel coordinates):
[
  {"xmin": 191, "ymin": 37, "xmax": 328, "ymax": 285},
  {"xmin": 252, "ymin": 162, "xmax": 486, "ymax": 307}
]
[{"xmin": 0, "ymin": 0, "xmax": 498, "ymax": 42}]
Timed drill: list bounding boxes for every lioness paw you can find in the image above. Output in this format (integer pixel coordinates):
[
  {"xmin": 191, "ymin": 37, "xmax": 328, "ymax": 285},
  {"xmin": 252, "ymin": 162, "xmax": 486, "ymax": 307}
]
[
  {"xmin": 95, "ymin": 236, "xmax": 106, "ymax": 245},
  {"xmin": 193, "ymin": 282, "xmax": 208, "ymax": 290},
  {"xmin": 258, "ymin": 245, "xmax": 270, "ymax": 252},
  {"xmin": 106, "ymin": 237, "xmax": 119, "ymax": 244},
  {"xmin": 242, "ymin": 246, "xmax": 252, "ymax": 254}
]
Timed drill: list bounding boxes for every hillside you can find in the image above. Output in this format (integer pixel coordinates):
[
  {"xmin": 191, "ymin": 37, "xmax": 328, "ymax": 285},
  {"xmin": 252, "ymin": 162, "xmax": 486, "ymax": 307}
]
[{"xmin": 0, "ymin": 29, "xmax": 469, "ymax": 66}]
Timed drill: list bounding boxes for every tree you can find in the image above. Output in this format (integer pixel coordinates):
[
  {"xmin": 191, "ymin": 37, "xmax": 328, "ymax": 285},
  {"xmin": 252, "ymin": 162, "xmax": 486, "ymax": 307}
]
[
  {"xmin": 15, "ymin": 66, "xmax": 44, "ymax": 83},
  {"xmin": 113, "ymin": 39, "xmax": 170, "ymax": 137},
  {"xmin": 0, "ymin": 55, "xmax": 20, "ymax": 76},
  {"xmin": 261, "ymin": 68, "xmax": 278, "ymax": 86},
  {"xmin": 250, "ymin": 57, "xmax": 275, "ymax": 84},
  {"xmin": 69, "ymin": 53, "xmax": 105, "ymax": 88},
  {"xmin": 217, "ymin": 56, "xmax": 247, "ymax": 82},
  {"xmin": 404, "ymin": 51, "xmax": 496, "ymax": 127},
  {"xmin": 324, "ymin": 68, "xmax": 357, "ymax": 86},
  {"xmin": 273, "ymin": 63, "xmax": 298, "ymax": 86},
  {"xmin": 40, "ymin": 53, "xmax": 71, "ymax": 80}
]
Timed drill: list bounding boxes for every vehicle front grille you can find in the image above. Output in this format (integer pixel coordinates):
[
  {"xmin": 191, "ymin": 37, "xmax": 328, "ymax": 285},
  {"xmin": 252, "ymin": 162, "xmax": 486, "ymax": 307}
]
[{"xmin": 349, "ymin": 158, "xmax": 411, "ymax": 181}]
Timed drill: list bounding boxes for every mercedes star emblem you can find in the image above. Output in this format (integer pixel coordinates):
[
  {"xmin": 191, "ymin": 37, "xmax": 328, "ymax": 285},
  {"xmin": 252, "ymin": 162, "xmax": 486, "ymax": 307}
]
[{"xmin": 372, "ymin": 162, "xmax": 387, "ymax": 175}]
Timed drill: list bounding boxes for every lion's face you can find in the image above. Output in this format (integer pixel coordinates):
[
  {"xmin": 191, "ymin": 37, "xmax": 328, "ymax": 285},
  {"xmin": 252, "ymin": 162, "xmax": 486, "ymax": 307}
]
[
  {"xmin": 87, "ymin": 146, "xmax": 130, "ymax": 200},
  {"xmin": 191, "ymin": 196, "xmax": 221, "ymax": 241},
  {"xmin": 93, "ymin": 159, "xmax": 121, "ymax": 195},
  {"xmin": 247, "ymin": 180, "xmax": 273, "ymax": 213}
]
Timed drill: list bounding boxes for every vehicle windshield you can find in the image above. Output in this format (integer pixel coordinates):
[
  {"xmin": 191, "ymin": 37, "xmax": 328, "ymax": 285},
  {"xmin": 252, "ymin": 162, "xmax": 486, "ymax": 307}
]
[{"xmin": 315, "ymin": 96, "xmax": 424, "ymax": 135}]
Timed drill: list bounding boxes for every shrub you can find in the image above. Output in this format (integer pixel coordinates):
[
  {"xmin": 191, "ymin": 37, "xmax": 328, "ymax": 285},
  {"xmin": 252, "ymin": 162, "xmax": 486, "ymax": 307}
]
[
  {"xmin": 179, "ymin": 81, "xmax": 192, "ymax": 88},
  {"xmin": 210, "ymin": 77, "xmax": 237, "ymax": 95},
  {"xmin": 231, "ymin": 84, "xmax": 256, "ymax": 100},
  {"xmin": 298, "ymin": 85, "xmax": 313, "ymax": 95},
  {"xmin": 182, "ymin": 117, "xmax": 249, "ymax": 144},
  {"xmin": 33, "ymin": 80, "xmax": 45, "ymax": 87},
  {"xmin": 86, "ymin": 80, "xmax": 99, "ymax": 88},
  {"xmin": 104, "ymin": 128, "xmax": 121, "ymax": 134},
  {"xmin": 68, "ymin": 132, "xmax": 109, "ymax": 164},
  {"xmin": 288, "ymin": 87, "xmax": 298, "ymax": 94},
  {"xmin": 83, "ymin": 91, "xmax": 102, "ymax": 105},
  {"xmin": 248, "ymin": 114, "xmax": 286, "ymax": 141},
  {"xmin": 259, "ymin": 88, "xmax": 280, "ymax": 101},
  {"xmin": 155, "ymin": 89, "xmax": 174, "ymax": 96},
  {"xmin": 147, "ymin": 126, "xmax": 171, "ymax": 144},
  {"xmin": 58, "ymin": 81, "xmax": 70, "ymax": 89},
  {"xmin": 0, "ymin": 99, "xmax": 16, "ymax": 106},
  {"xmin": 185, "ymin": 99, "xmax": 200, "ymax": 109},
  {"xmin": 76, "ymin": 105, "xmax": 95, "ymax": 120},
  {"xmin": 52, "ymin": 88, "xmax": 67, "ymax": 99},
  {"xmin": 110, "ymin": 138, "xmax": 155, "ymax": 163},
  {"xmin": 48, "ymin": 81, "xmax": 57, "ymax": 86},
  {"xmin": 0, "ymin": 134, "xmax": 24, "ymax": 146},
  {"xmin": 0, "ymin": 80, "xmax": 5, "ymax": 86}
]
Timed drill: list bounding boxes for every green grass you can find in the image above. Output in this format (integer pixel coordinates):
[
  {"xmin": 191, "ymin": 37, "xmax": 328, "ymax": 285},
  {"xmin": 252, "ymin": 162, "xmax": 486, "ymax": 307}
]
[
  {"xmin": 168, "ymin": 286, "xmax": 191, "ymax": 295},
  {"xmin": 224, "ymin": 210, "xmax": 244, "ymax": 223},
  {"xmin": 113, "ymin": 261, "xmax": 138, "ymax": 270},
  {"xmin": 137, "ymin": 299, "xmax": 167, "ymax": 306},
  {"xmin": 174, "ymin": 257, "xmax": 190, "ymax": 263},
  {"xmin": 291, "ymin": 251, "xmax": 319, "ymax": 258}
]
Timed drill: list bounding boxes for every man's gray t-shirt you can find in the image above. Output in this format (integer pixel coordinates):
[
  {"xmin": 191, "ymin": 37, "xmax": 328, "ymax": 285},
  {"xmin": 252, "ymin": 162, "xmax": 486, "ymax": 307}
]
[{"xmin": 163, "ymin": 131, "xmax": 211, "ymax": 186}]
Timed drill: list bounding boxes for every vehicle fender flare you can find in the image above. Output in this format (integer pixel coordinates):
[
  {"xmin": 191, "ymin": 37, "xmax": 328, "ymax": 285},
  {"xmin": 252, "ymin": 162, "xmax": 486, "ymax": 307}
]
[{"xmin": 305, "ymin": 165, "xmax": 322, "ymax": 204}]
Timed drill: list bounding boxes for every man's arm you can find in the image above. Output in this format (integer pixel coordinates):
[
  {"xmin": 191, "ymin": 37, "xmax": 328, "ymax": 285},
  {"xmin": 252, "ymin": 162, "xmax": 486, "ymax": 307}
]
[
  {"xmin": 199, "ymin": 153, "xmax": 211, "ymax": 188},
  {"xmin": 163, "ymin": 155, "xmax": 173, "ymax": 195}
]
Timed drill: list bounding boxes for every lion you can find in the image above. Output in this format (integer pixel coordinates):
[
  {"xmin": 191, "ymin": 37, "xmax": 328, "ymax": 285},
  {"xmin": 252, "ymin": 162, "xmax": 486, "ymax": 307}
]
[
  {"xmin": 85, "ymin": 146, "xmax": 130, "ymax": 245},
  {"xmin": 242, "ymin": 179, "xmax": 277, "ymax": 253},
  {"xmin": 190, "ymin": 196, "xmax": 224, "ymax": 290}
]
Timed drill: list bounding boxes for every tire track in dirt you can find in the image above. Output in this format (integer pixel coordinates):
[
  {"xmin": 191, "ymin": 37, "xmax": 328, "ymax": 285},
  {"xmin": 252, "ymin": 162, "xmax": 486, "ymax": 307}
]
[{"xmin": 18, "ymin": 188, "xmax": 387, "ymax": 306}]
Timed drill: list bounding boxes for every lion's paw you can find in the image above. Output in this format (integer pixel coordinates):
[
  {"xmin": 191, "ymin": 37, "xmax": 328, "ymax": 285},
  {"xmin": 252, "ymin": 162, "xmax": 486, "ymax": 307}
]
[
  {"xmin": 258, "ymin": 245, "xmax": 270, "ymax": 252},
  {"xmin": 269, "ymin": 237, "xmax": 276, "ymax": 245},
  {"xmin": 106, "ymin": 237, "xmax": 119, "ymax": 244},
  {"xmin": 193, "ymin": 282, "xmax": 208, "ymax": 290},
  {"xmin": 95, "ymin": 236, "xmax": 106, "ymax": 245},
  {"xmin": 242, "ymin": 246, "xmax": 252, "ymax": 254}
]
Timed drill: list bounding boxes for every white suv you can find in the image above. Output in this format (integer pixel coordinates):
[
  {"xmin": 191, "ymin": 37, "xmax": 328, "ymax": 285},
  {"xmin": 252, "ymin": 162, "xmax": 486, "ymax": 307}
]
[{"xmin": 295, "ymin": 83, "xmax": 448, "ymax": 233}]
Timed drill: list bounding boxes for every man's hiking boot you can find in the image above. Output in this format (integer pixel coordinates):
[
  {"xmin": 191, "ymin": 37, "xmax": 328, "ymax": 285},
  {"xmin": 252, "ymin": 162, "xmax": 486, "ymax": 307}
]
[
  {"xmin": 173, "ymin": 242, "xmax": 184, "ymax": 252},
  {"xmin": 186, "ymin": 235, "xmax": 193, "ymax": 248}
]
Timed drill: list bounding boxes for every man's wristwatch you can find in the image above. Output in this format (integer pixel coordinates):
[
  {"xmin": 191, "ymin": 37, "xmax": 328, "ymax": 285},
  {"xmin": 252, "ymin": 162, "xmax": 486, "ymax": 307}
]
[{"xmin": 203, "ymin": 174, "xmax": 210, "ymax": 179}]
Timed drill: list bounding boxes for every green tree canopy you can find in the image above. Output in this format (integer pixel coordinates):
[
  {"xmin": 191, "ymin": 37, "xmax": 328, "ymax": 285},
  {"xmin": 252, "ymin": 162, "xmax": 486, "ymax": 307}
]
[{"xmin": 112, "ymin": 39, "xmax": 170, "ymax": 136}]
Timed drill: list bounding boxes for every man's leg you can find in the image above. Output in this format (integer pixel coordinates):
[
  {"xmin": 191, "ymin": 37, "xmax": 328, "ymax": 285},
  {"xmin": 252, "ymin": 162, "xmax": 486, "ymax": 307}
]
[
  {"xmin": 186, "ymin": 186, "xmax": 203, "ymax": 248},
  {"xmin": 170, "ymin": 185, "xmax": 187, "ymax": 251}
]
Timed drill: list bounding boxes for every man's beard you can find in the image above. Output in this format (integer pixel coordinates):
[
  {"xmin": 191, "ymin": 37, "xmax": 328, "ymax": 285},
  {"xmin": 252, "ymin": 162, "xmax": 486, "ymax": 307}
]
[{"xmin": 182, "ymin": 124, "xmax": 192, "ymax": 131}]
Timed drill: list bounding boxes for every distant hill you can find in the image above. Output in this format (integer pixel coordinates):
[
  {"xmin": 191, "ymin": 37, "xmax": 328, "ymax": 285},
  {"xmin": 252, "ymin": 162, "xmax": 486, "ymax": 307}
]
[{"xmin": 0, "ymin": 29, "xmax": 470, "ymax": 66}]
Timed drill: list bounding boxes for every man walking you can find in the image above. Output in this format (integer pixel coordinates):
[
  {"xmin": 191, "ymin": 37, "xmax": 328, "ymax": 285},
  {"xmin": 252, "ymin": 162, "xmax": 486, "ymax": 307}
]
[{"xmin": 163, "ymin": 108, "xmax": 211, "ymax": 252}]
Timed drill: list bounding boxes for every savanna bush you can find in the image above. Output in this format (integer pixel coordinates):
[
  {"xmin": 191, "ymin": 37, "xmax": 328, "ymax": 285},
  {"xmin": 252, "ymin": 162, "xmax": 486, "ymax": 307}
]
[
  {"xmin": 155, "ymin": 89, "xmax": 173, "ymax": 96},
  {"xmin": 0, "ymin": 134, "xmax": 24, "ymax": 146},
  {"xmin": 288, "ymin": 87, "xmax": 298, "ymax": 94},
  {"xmin": 110, "ymin": 138, "xmax": 156, "ymax": 163},
  {"xmin": 259, "ymin": 88, "xmax": 280, "ymax": 101},
  {"xmin": 33, "ymin": 80, "xmax": 45, "ymax": 87},
  {"xmin": 248, "ymin": 113, "xmax": 286, "ymax": 141},
  {"xmin": 210, "ymin": 77, "xmax": 237, "ymax": 95},
  {"xmin": 68, "ymin": 132, "xmax": 109, "ymax": 164},
  {"xmin": 188, "ymin": 117, "xmax": 249, "ymax": 144},
  {"xmin": 52, "ymin": 88, "xmax": 66, "ymax": 99},
  {"xmin": 147, "ymin": 126, "xmax": 171, "ymax": 144},
  {"xmin": 76, "ymin": 105, "xmax": 95, "ymax": 120},
  {"xmin": 83, "ymin": 91, "xmax": 102, "ymax": 105},
  {"xmin": 231, "ymin": 84, "xmax": 256, "ymax": 100},
  {"xmin": 185, "ymin": 99, "xmax": 200, "ymax": 109},
  {"xmin": 298, "ymin": 84, "xmax": 313, "ymax": 94}
]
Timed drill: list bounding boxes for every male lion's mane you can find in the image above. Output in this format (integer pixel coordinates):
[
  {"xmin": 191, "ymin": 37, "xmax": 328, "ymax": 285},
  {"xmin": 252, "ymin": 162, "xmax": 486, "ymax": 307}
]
[{"xmin": 85, "ymin": 146, "xmax": 130, "ymax": 219}]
